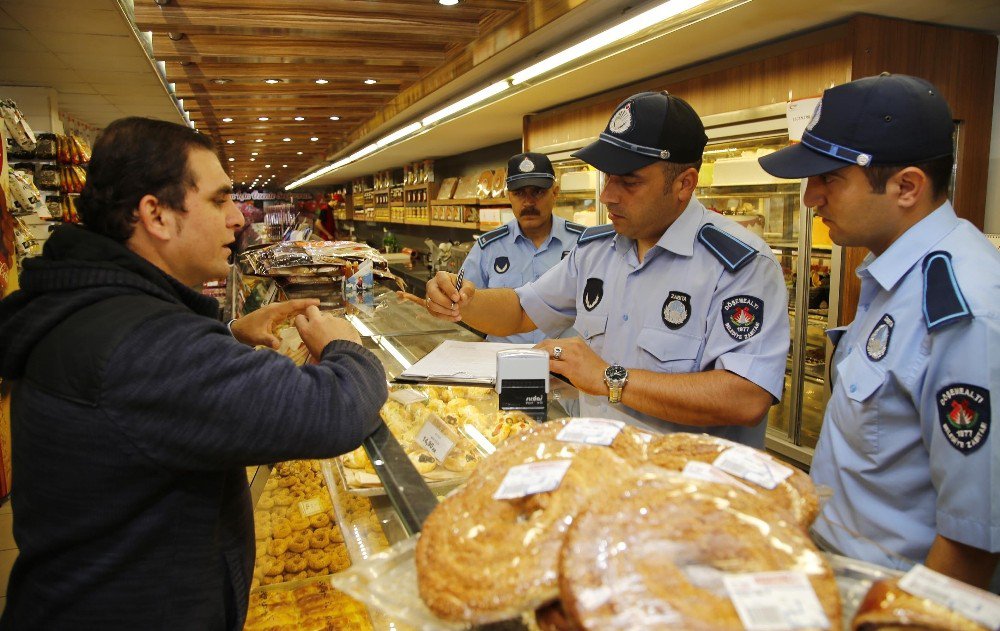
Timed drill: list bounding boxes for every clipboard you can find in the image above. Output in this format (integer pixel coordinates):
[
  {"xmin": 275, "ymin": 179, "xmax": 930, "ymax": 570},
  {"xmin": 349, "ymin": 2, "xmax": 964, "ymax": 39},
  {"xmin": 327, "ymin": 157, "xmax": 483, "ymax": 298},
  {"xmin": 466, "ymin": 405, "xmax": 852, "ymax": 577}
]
[{"xmin": 395, "ymin": 340, "xmax": 535, "ymax": 385}]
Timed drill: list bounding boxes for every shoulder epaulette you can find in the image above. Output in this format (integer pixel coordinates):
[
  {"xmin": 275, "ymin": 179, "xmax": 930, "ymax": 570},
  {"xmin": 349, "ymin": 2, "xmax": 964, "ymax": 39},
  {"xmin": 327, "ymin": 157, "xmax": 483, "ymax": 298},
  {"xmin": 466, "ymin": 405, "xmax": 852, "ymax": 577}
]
[
  {"xmin": 697, "ymin": 224, "xmax": 757, "ymax": 272},
  {"xmin": 564, "ymin": 221, "xmax": 586, "ymax": 235},
  {"xmin": 922, "ymin": 250, "xmax": 972, "ymax": 331},
  {"xmin": 577, "ymin": 224, "xmax": 616, "ymax": 245},
  {"xmin": 477, "ymin": 225, "xmax": 509, "ymax": 249}
]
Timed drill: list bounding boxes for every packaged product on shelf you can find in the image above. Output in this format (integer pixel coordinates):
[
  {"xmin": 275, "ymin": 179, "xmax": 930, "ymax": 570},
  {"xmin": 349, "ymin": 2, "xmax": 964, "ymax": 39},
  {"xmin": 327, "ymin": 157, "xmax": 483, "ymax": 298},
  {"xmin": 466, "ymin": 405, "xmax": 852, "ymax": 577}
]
[
  {"xmin": 252, "ymin": 460, "xmax": 352, "ymax": 588},
  {"xmin": 0, "ymin": 99, "xmax": 36, "ymax": 152},
  {"xmin": 36, "ymin": 164, "xmax": 60, "ymax": 191},
  {"xmin": 7, "ymin": 169, "xmax": 43, "ymax": 214},
  {"xmin": 34, "ymin": 132, "xmax": 57, "ymax": 160}
]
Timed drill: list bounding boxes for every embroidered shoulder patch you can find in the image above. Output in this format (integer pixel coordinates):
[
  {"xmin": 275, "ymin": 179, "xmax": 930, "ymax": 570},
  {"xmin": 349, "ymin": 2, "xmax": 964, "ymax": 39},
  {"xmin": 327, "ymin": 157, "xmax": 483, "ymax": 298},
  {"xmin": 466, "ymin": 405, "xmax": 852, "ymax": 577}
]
[
  {"xmin": 722, "ymin": 295, "xmax": 763, "ymax": 341},
  {"xmin": 477, "ymin": 225, "xmax": 510, "ymax": 249},
  {"xmin": 937, "ymin": 383, "xmax": 990, "ymax": 454},
  {"xmin": 922, "ymin": 251, "xmax": 971, "ymax": 331}
]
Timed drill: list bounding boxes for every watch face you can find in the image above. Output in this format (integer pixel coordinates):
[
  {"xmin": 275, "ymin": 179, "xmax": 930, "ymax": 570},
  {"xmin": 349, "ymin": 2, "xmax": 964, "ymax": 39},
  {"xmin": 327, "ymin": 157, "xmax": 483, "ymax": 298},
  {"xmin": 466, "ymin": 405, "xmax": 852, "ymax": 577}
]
[{"xmin": 605, "ymin": 365, "xmax": 627, "ymax": 382}]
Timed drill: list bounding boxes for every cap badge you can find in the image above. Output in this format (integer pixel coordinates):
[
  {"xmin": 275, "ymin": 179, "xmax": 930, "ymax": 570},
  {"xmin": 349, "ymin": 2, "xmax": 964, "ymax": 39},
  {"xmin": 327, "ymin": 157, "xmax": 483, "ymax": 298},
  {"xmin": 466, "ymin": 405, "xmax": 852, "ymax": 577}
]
[
  {"xmin": 609, "ymin": 103, "xmax": 633, "ymax": 135},
  {"xmin": 856, "ymin": 153, "xmax": 872, "ymax": 167},
  {"xmin": 806, "ymin": 101, "xmax": 822, "ymax": 131},
  {"xmin": 519, "ymin": 157, "xmax": 535, "ymax": 173}
]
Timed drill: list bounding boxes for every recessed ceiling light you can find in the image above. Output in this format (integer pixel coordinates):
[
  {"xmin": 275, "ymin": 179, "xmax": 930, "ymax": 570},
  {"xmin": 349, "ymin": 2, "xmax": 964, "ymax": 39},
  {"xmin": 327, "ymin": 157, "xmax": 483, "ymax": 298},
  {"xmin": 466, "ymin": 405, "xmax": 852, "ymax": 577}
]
[
  {"xmin": 439, "ymin": 0, "xmax": 459, "ymax": 5},
  {"xmin": 258, "ymin": 116, "xmax": 269, "ymax": 121},
  {"xmin": 310, "ymin": 137, "xmax": 319, "ymax": 141},
  {"xmin": 329, "ymin": 116, "xmax": 340, "ymax": 121},
  {"xmin": 293, "ymin": 116, "xmax": 304, "ymax": 121},
  {"xmin": 251, "ymin": 152, "xmax": 258, "ymax": 156},
  {"xmin": 228, "ymin": 157, "xmax": 235, "ymax": 162},
  {"xmin": 222, "ymin": 117, "xmax": 233, "ymax": 122},
  {"xmin": 282, "ymin": 164, "xmax": 288, "ymax": 168},
  {"xmin": 250, "ymin": 158, "xmax": 256, "ymax": 161},
  {"xmin": 226, "ymin": 139, "xmax": 235, "ymax": 144},
  {"xmin": 264, "ymin": 78, "xmax": 282, "ymax": 84},
  {"xmin": 212, "ymin": 78, "xmax": 230, "ymax": 85},
  {"xmin": 265, "ymin": 164, "xmax": 271, "ymax": 168},
  {"xmin": 282, "ymin": 137, "xmax": 291, "ymax": 142},
  {"xmin": 364, "ymin": 78, "xmax": 377, "ymax": 85},
  {"xmin": 255, "ymin": 139, "xmax": 263, "ymax": 143},
  {"xmin": 296, "ymin": 151, "xmax": 303, "ymax": 155},
  {"xmin": 315, "ymin": 79, "xmax": 329, "ymax": 84}
]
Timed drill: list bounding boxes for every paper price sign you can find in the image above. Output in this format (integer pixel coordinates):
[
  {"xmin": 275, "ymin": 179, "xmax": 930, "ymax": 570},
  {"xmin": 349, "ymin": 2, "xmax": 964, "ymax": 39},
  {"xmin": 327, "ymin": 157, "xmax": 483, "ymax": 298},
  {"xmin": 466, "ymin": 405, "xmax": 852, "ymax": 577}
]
[
  {"xmin": 493, "ymin": 460, "xmax": 572, "ymax": 500},
  {"xmin": 724, "ymin": 571, "xmax": 830, "ymax": 631},
  {"xmin": 297, "ymin": 498, "xmax": 324, "ymax": 518},
  {"xmin": 389, "ymin": 388, "xmax": 429, "ymax": 405},
  {"xmin": 899, "ymin": 564, "xmax": 1000, "ymax": 629},
  {"xmin": 416, "ymin": 419, "xmax": 456, "ymax": 464},
  {"xmin": 556, "ymin": 418, "xmax": 625, "ymax": 446},
  {"xmin": 713, "ymin": 447, "xmax": 793, "ymax": 490}
]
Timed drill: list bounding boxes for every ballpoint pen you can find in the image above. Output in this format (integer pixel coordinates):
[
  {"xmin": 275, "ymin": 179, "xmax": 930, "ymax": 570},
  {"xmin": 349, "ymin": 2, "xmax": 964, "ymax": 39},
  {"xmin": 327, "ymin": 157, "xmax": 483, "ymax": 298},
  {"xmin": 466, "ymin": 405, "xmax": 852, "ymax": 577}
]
[{"xmin": 452, "ymin": 268, "xmax": 465, "ymax": 307}]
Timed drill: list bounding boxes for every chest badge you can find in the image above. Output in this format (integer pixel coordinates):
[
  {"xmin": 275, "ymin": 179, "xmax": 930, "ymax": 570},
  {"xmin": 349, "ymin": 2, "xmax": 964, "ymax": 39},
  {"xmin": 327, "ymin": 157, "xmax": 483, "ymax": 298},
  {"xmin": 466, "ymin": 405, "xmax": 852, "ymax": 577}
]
[
  {"xmin": 662, "ymin": 291, "xmax": 691, "ymax": 330},
  {"xmin": 493, "ymin": 256, "xmax": 510, "ymax": 274},
  {"xmin": 722, "ymin": 295, "xmax": 763, "ymax": 341},
  {"xmin": 865, "ymin": 314, "xmax": 894, "ymax": 362},
  {"xmin": 937, "ymin": 383, "xmax": 990, "ymax": 454},
  {"xmin": 583, "ymin": 278, "xmax": 604, "ymax": 311}
]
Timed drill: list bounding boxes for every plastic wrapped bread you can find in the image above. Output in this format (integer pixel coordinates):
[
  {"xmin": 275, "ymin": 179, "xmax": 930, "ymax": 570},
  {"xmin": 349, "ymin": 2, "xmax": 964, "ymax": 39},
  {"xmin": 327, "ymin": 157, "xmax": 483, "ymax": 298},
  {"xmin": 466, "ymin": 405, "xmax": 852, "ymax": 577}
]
[{"xmin": 852, "ymin": 577, "xmax": 995, "ymax": 630}]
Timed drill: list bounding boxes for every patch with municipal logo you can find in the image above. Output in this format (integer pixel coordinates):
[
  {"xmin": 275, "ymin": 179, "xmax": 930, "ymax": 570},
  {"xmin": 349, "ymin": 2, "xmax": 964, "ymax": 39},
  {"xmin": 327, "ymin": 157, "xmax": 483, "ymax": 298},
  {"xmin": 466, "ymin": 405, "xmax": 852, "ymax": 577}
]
[
  {"xmin": 865, "ymin": 314, "xmax": 894, "ymax": 362},
  {"xmin": 493, "ymin": 256, "xmax": 510, "ymax": 274},
  {"xmin": 722, "ymin": 295, "xmax": 763, "ymax": 341},
  {"xmin": 807, "ymin": 101, "xmax": 822, "ymax": 131},
  {"xmin": 518, "ymin": 157, "xmax": 535, "ymax": 173},
  {"xmin": 609, "ymin": 102, "xmax": 633, "ymax": 134},
  {"xmin": 661, "ymin": 291, "xmax": 691, "ymax": 330},
  {"xmin": 937, "ymin": 383, "xmax": 990, "ymax": 454},
  {"xmin": 583, "ymin": 278, "xmax": 604, "ymax": 312}
]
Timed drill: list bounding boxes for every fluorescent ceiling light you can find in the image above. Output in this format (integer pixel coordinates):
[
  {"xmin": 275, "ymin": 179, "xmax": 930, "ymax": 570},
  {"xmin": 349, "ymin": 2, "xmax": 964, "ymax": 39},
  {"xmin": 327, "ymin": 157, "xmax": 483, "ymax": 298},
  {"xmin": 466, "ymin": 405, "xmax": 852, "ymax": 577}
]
[
  {"xmin": 376, "ymin": 122, "xmax": 422, "ymax": 148},
  {"xmin": 421, "ymin": 80, "xmax": 509, "ymax": 126},
  {"xmin": 512, "ymin": 0, "xmax": 709, "ymax": 85}
]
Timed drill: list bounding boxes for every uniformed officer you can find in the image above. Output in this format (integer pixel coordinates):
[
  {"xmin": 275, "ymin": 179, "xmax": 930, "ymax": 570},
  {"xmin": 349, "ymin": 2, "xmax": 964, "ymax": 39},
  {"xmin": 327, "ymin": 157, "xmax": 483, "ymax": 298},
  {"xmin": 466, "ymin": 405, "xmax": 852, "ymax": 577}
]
[
  {"xmin": 759, "ymin": 73, "xmax": 999, "ymax": 587},
  {"xmin": 458, "ymin": 152, "xmax": 584, "ymax": 343},
  {"xmin": 420, "ymin": 91, "xmax": 789, "ymax": 447}
]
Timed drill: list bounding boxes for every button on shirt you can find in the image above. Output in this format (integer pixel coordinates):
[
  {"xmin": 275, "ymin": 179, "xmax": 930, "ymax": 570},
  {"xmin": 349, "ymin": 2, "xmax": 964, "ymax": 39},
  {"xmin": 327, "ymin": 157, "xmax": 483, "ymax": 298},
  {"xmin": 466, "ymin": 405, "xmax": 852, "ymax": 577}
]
[
  {"xmin": 461, "ymin": 214, "xmax": 578, "ymax": 343},
  {"xmin": 515, "ymin": 197, "xmax": 789, "ymax": 447},
  {"xmin": 811, "ymin": 202, "xmax": 1000, "ymax": 570}
]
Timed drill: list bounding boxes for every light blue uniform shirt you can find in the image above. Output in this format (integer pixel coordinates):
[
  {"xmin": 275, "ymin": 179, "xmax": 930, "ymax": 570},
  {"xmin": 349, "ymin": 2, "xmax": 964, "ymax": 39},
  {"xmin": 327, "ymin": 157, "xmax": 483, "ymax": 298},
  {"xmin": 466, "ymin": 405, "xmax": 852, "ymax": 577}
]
[
  {"xmin": 811, "ymin": 202, "xmax": 1000, "ymax": 570},
  {"xmin": 516, "ymin": 197, "xmax": 789, "ymax": 447},
  {"xmin": 461, "ymin": 214, "xmax": 582, "ymax": 343}
]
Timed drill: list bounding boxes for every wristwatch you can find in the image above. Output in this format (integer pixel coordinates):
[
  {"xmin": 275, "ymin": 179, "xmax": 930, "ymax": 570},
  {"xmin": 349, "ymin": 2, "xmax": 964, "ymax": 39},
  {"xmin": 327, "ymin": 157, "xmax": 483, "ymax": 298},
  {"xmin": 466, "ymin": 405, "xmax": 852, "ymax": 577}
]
[{"xmin": 603, "ymin": 364, "xmax": 628, "ymax": 404}]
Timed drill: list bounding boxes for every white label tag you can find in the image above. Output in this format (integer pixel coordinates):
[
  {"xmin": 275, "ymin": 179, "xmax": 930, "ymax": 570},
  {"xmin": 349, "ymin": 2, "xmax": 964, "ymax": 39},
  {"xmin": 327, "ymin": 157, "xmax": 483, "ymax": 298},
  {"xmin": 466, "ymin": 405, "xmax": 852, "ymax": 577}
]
[
  {"xmin": 416, "ymin": 418, "xmax": 456, "ymax": 464},
  {"xmin": 899, "ymin": 564, "xmax": 1000, "ymax": 629},
  {"xmin": 713, "ymin": 447, "xmax": 793, "ymax": 490},
  {"xmin": 389, "ymin": 388, "xmax": 429, "ymax": 405},
  {"xmin": 493, "ymin": 460, "xmax": 572, "ymax": 500},
  {"xmin": 724, "ymin": 571, "xmax": 830, "ymax": 630},
  {"xmin": 681, "ymin": 461, "xmax": 758, "ymax": 495},
  {"xmin": 556, "ymin": 418, "xmax": 625, "ymax": 446},
  {"xmin": 298, "ymin": 498, "xmax": 323, "ymax": 518}
]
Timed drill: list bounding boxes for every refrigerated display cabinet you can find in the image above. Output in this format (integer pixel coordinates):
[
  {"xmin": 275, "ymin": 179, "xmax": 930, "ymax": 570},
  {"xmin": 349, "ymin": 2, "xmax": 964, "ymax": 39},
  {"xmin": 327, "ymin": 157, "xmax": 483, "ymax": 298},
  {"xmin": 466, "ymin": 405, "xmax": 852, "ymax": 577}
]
[
  {"xmin": 697, "ymin": 103, "xmax": 844, "ymax": 467},
  {"xmin": 537, "ymin": 144, "xmax": 605, "ymax": 227}
]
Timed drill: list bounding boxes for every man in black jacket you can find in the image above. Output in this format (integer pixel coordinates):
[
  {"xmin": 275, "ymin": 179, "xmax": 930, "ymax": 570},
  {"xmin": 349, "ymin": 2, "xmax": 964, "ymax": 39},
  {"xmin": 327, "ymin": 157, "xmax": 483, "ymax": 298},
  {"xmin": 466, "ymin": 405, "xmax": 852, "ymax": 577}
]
[{"xmin": 0, "ymin": 117, "xmax": 388, "ymax": 629}]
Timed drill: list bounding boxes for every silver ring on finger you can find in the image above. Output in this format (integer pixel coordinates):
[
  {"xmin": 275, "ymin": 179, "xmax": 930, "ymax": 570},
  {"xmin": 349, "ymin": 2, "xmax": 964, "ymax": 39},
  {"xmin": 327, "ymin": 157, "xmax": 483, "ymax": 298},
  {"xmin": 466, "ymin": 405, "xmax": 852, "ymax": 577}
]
[{"xmin": 553, "ymin": 346, "xmax": 563, "ymax": 360}]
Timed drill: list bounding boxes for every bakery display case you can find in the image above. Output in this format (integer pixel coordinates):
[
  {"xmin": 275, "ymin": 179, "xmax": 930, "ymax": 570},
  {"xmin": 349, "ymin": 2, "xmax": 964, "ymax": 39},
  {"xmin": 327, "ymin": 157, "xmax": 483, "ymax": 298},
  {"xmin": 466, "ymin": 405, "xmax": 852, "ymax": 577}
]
[
  {"xmin": 696, "ymin": 105, "xmax": 843, "ymax": 467},
  {"xmin": 540, "ymin": 146, "xmax": 604, "ymax": 227}
]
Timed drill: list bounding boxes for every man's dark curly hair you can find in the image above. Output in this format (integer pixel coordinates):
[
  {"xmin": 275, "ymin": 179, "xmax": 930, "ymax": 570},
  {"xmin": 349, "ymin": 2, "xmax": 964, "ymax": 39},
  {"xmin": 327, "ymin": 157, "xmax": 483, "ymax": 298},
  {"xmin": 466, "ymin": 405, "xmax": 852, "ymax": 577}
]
[{"xmin": 77, "ymin": 117, "xmax": 215, "ymax": 242}]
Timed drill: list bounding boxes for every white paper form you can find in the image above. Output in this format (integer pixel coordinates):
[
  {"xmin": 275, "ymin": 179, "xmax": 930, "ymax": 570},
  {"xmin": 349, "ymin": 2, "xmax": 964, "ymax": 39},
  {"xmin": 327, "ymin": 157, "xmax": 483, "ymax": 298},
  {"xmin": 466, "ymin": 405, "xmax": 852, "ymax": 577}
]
[{"xmin": 397, "ymin": 340, "xmax": 535, "ymax": 384}]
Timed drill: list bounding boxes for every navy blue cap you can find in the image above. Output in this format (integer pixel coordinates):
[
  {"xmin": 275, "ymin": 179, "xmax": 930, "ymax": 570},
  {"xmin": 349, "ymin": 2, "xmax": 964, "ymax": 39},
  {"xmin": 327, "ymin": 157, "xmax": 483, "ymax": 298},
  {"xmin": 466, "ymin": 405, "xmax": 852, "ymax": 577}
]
[
  {"xmin": 572, "ymin": 91, "xmax": 708, "ymax": 175},
  {"xmin": 505, "ymin": 152, "xmax": 556, "ymax": 190},
  {"xmin": 759, "ymin": 73, "xmax": 954, "ymax": 178}
]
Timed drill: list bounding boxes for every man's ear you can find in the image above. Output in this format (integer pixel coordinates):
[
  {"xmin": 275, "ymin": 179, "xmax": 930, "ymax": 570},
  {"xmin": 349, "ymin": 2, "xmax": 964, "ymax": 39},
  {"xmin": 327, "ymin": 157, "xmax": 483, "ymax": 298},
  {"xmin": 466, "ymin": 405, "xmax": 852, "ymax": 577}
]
[
  {"xmin": 134, "ymin": 194, "xmax": 174, "ymax": 241},
  {"xmin": 675, "ymin": 167, "xmax": 699, "ymax": 201},
  {"xmin": 890, "ymin": 167, "xmax": 929, "ymax": 209}
]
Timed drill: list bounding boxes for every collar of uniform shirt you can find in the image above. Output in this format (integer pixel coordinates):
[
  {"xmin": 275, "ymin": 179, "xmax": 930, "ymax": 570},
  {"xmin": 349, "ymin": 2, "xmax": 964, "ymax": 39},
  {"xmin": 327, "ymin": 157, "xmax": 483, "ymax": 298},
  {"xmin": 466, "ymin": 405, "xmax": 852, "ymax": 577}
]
[
  {"xmin": 860, "ymin": 202, "xmax": 959, "ymax": 292},
  {"xmin": 612, "ymin": 196, "xmax": 703, "ymax": 261}
]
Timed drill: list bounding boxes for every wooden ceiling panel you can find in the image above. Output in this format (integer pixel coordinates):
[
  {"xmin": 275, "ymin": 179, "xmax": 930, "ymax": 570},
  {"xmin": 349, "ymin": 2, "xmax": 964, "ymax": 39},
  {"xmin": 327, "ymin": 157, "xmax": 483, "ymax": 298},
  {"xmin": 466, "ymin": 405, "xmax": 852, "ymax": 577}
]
[{"xmin": 136, "ymin": 0, "xmax": 528, "ymax": 188}]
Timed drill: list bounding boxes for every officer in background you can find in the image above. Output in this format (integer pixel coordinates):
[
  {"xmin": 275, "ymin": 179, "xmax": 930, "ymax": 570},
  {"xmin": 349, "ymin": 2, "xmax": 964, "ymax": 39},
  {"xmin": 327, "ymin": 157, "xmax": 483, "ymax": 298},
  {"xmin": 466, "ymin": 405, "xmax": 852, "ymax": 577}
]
[
  {"xmin": 419, "ymin": 91, "xmax": 789, "ymax": 447},
  {"xmin": 759, "ymin": 73, "xmax": 999, "ymax": 587},
  {"xmin": 458, "ymin": 152, "xmax": 584, "ymax": 343}
]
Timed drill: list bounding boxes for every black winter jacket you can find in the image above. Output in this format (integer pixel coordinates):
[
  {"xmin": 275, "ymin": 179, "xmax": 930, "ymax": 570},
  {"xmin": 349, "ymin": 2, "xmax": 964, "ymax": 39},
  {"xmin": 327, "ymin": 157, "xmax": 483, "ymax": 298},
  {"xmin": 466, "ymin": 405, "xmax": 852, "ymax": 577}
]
[{"xmin": 0, "ymin": 225, "xmax": 386, "ymax": 630}]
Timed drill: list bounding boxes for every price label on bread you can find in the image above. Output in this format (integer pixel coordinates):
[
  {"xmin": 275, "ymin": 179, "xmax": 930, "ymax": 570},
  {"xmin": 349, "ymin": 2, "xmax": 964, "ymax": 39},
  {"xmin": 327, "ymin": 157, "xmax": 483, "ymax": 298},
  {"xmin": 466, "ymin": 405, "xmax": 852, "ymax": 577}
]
[
  {"xmin": 897, "ymin": 564, "xmax": 1000, "ymax": 629},
  {"xmin": 713, "ymin": 446, "xmax": 793, "ymax": 490},
  {"xmin": 492, "ymin": 459, "xmax": 573, "ymax": 500},
  {"xmin": 681, "ymin": 461, "xmax": 757, "ymax": 494},
  {"xmin": 556, "ymin": 417, "xmax": 626, "ymax": 446},
  {"xmin": 416, "ymin": 415, "xmax": 456, "ymax": 464},
  {"xmin": 723, "ymin": 571, "xmax": 830, "ymax": 630}
]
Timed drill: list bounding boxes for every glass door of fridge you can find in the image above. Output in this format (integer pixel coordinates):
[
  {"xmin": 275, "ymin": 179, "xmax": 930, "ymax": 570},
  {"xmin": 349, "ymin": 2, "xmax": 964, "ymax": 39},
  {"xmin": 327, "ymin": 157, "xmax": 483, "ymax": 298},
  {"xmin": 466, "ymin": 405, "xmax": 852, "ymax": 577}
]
[{"xmin": 696, "ymin": 132, "xmax": 839, "ymax": 467}]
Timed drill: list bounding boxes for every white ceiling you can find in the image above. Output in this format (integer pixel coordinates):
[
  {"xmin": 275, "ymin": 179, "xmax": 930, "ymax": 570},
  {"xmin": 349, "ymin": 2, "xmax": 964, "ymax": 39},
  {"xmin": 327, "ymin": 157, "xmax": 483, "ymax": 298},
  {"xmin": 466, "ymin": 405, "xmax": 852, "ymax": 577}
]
[{"xmin": 0, "ymin": 0, "xmax": 997, "ymax": 187}]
